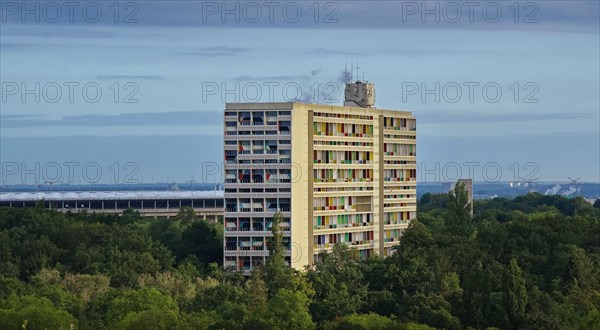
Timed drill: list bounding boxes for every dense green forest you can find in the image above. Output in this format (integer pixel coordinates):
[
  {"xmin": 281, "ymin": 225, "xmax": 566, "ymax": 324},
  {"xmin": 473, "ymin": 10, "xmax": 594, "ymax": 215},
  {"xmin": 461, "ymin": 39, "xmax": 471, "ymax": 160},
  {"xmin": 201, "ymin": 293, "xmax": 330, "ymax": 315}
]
[{"xmin": 1, "ymin": 186, "xmax": 599, "ymax": 330}]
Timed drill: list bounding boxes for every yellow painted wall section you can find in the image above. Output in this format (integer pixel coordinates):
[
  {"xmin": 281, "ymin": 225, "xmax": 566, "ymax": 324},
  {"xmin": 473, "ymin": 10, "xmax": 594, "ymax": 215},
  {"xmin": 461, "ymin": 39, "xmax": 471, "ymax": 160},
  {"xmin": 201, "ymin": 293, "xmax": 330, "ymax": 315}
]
[{"xmin": 291, "ymin": 103, "xmax": 310, "ymax": 270}]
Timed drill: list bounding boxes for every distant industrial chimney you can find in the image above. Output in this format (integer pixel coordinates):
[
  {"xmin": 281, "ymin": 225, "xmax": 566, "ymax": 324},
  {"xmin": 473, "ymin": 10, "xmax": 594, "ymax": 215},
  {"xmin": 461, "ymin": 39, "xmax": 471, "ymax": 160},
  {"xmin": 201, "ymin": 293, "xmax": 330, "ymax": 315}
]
[{"xmin": 344, "ymin": 81, "xmax": 375, "ymax": 108}]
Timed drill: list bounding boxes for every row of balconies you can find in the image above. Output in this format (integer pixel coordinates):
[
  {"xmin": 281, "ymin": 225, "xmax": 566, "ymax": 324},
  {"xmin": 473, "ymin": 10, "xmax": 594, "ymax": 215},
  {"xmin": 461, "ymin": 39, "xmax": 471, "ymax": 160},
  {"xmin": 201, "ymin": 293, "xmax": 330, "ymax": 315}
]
[
  {"xmin": 225, "ymin": 130, "xmax": 290, "ymax": 136},
  {"xmin": 383, "ymin": 177, "xmax": 417, "ymax": 182},
  {"xmin": 225, "ymin": 222, "xmax": 291, "ymax": 232},
  {"xmin": 383, "ymin": 127, "xmax": 416, "ymax": 132},
  {"xmin": 313, "ymin": 160, "xmax": 373, "ymax": 165},
  {"xmin": 225, "ymin": 240, "xmax": 292, "ymax": 252},
  {"xmin": 237, "ymin": 120, "xmax": 278, "ymax": 126},
  {"xmin": 225, "ymin": 178, "xmax": 291, "ymax": 184},
  {"xmin": 225, "ymin": 206, "xmax": 291, "ymax": 212},
  {"xmin": 313, "ymin": 222, "xmax": 373, "ymax": 231},
  {"xmin": 313, "ymin": 241, "xmax": 373, "ymax": 251},
  {"xmin": 313, "ymin": 178, "xmax": 373, "ymax": 183},
  {"xmin": 224, "ymin": 255, "xmax": 292, "ymax": 272},
  {"xmin": 225, "ymin": 159, "xmax": 292, "ymax": 165}
]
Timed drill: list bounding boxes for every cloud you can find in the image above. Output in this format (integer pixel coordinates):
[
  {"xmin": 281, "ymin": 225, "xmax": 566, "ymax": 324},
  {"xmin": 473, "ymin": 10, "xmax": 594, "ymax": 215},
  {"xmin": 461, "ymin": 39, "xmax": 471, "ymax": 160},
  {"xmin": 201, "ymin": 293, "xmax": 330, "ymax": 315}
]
[
  {"xmin": 178, "ymin": 46, "xmax": 250, "ymax": 57},
  {"xmin": 311, "ymin": 48, "xmax": 363, "ymax": 56},
  {"xmin": 228, "ymin": 68, "xmax": 346, "ymax": 103},
  {"xmin": 2, "ymin": 1, "xmax": 596, "ymax": 33},
  {"xmin": 0, "ymin": 43, "xmax": 29, "ymax": 50},
  {"xmin": 95, "ymin": 75, "xmax": 165, "ymax": 81},
  {"xmin": 417, "ymin": 111, "xmax": 594, "ymax": 124},
  {"xmin": 233, "ymin": 75, "xmax": 300, "ymax": 81},
  {"xmin": 277, "ymin": 68, "xmax": 343, "ymax": 104},
  {"xmin": 0, "ymin": 114, "xmax": 43, "ymax": 119},
  {"xmin": 0, "ymin": 111, "xmax": 222, "ymax": 128},
  {"xmin": 1, "ymin": 25, "xmax": 117, "ymax": 39},
  {"xmin": 234, "ymin": 70, "xmax": 335, "ymax": 82}
]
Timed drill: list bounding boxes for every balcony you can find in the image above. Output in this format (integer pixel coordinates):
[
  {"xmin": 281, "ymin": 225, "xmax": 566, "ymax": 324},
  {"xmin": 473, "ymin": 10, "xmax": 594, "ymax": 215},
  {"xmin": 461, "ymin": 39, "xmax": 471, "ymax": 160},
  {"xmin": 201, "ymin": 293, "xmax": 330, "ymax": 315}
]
[{"xmin": 225, "ymin": 222, "xmax": 237, "ymax": 231}]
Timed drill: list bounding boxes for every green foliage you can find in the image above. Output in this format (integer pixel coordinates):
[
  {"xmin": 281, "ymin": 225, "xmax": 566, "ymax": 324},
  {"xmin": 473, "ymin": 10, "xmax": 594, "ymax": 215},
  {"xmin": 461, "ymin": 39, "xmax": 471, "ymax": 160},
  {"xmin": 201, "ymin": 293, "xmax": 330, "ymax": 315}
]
[
  {"xmin": 265, "ymin": 211, "xmax": 294, "ymax": 297},
  {"xmin": 418, "ymin": 192, "xmax": 449, "ymax": 212},
  {"xmin": 106, "ymin": 287, "xmax": 179, "ymax": 327},
  {"xmin": 308, "ymin": 244, "xmax": 367, "ymax": 322},
  {"xmin": 175, "ymin": 206, "xmax": 198, "ymax": 226},
  {"xmin": 503, "ymin": 258, "xmax": 528, "ymax": 329},
  {"xmin": 446, "ymin": 182, "xmax": 473, "ymax": 235},
  {"xmin": 147, "ymin": 215, "xmax": 223, "ymax": 271},
  {"xmin": 1, "ymin": 192, "xmax": 599, "ymax": 329},
  {"xmin": 267, "ymin": 289, "xmax": 314, "ymax": 329},
  {"xmin": 246, "ymin": 267, "xmax": 268, "ymax": 310},
  {"xmin": 178, "ymin": 220, "xmax": 223, "ymax": 267},
  {"xmin": 115, "ymin": 309, "xmax": 186, "ymax": 330},
  {"xmin": 0, "ymin": 295, "xmax": 77, "ymax": 330},
  {"xmin": 323, "ymin": 313, "xmax": 400, "ymax": 330}
]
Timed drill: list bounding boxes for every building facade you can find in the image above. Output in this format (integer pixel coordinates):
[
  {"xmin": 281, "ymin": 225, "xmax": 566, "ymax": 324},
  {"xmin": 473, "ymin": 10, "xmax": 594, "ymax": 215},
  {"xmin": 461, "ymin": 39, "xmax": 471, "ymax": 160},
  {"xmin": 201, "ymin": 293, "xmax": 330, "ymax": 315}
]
[
  {"xmin": 224, "ymin": 82, "xmax": 416, "ymax": 272},
  {"xmin": 0, "ymin": 190, "xmax": 224, "ymax": 220},
  {"xmin": 457, "ymin": 178, "xmax": 473, "ymax": 217}
]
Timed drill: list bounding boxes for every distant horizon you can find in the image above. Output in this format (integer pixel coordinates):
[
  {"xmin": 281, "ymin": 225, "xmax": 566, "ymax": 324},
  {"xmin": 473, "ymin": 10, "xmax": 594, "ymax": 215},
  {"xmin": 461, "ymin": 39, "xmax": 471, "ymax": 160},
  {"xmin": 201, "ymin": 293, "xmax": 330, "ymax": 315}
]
[
  {"xmin": 2, "ymin": 181, "xmax": 599, "ymax": 200},
  {"xmin": 2, "ymin": 180, "xmax": 600, "ymax": 187}
]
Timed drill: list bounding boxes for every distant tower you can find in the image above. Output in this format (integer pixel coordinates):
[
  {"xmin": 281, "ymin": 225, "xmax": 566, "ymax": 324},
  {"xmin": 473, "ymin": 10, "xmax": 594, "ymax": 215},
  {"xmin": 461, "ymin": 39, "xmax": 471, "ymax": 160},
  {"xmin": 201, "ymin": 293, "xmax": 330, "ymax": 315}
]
[
  {"xmin": 344, "ymin": 81, "xmax": 375, "ymax": 108},
  {"xmin": 457, "ymin": 179, "xmax": 473, "ymax": 217}
]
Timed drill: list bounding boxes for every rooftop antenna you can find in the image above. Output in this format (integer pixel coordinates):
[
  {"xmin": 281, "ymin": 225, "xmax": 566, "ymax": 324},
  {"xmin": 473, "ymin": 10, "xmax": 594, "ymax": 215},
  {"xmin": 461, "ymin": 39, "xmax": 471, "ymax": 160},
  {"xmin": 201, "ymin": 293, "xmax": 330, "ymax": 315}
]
[
  {"xmin": 355, "ymin": 56, "xmax": 360, "ymax": 82},
  {"xmin": 344, "ymin": 60, "xmax": 349, "ymax": 83},
  {"xmin": 350, "ymin": 61, "xmax": 354, "ymax": 82}
]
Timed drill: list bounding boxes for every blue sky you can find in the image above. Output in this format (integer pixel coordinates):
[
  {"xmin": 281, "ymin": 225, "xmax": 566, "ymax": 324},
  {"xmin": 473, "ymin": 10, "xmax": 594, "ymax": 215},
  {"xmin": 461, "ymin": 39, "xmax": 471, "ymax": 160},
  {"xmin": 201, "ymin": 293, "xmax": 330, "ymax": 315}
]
[{"xmin": 1, "ymin": 1, "xmax": 599, "ymax": 184}]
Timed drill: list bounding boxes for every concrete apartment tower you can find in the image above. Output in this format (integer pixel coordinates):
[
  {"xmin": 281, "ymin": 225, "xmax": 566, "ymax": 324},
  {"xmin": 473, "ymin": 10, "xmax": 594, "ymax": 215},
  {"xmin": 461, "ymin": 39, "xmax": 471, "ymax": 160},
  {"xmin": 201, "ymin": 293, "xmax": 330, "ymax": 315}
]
[
  {"xmin": 223, "ymin": 80, "xmax": 417, "ymax": 273},
  {"xmin": 457, "ymin": 178, "xmax": 473, "ymax": 217}
]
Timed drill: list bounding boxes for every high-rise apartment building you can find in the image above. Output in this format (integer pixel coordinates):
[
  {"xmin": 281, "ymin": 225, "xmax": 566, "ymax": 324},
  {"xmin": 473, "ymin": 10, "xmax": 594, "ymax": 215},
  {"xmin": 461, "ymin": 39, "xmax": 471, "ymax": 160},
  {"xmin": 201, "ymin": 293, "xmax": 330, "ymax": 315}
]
[
  {"xmin": 223, "ymin": 82, "xmax": 416, "ymax": 273},
  {"xmin": 457, "ymin": 178, "xmax": 473, "ymax": 217}
]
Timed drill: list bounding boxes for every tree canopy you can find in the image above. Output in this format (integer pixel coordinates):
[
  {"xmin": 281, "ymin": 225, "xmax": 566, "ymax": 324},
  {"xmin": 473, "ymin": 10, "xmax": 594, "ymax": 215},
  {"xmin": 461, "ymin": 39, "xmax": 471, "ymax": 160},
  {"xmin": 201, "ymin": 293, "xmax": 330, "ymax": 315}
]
[{"xmin": 0, "ymin": 190, "xmax": 599, "ymax": 329}]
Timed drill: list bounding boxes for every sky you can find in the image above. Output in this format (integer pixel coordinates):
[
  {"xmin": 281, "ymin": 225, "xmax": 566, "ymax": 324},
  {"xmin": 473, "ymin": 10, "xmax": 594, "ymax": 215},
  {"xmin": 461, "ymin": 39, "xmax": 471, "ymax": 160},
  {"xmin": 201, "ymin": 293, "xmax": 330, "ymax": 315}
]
[{"xmin": 0, "ymin": 0, "xmax": 599, "ymax": 185}]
